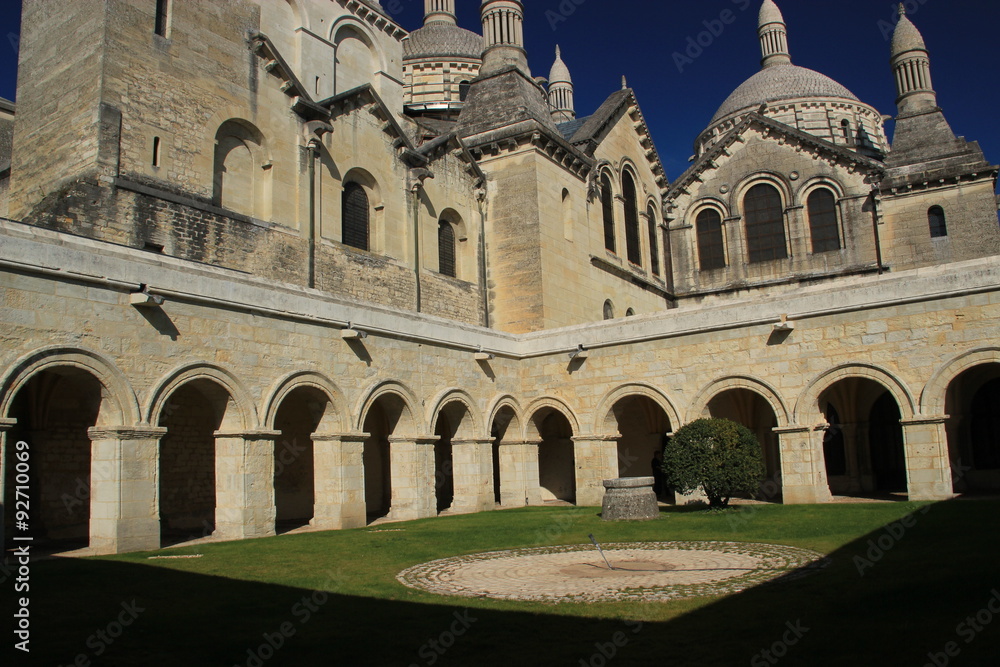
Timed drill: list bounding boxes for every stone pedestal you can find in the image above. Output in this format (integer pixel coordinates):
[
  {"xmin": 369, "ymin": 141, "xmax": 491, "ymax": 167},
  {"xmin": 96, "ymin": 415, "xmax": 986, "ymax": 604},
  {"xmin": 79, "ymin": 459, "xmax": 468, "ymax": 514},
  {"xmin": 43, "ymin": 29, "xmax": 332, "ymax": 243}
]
[
  {"xmin": 389, "ymin": 436, "xmax": 437, "ymax": 521},
  {"xmin": 451, "ymin": 439, "xmax": 495, "ymax": 514},
  {"xmin": 901, "ymin": 417, "xmax": 955, "ymax": 501},
  {"xmin": 775, "ymin": 426, "xmax": 833, "ymax": 504},
  {"xmin": 601, "ymin": 477, "xmax": 659, "ymax": 521},
  {"xmin": 498, "ymin": 440, "xmax": 542, "ymax": 506},
  {"xmin": 573, "ymin": 435, "xmax": 619, "ymax": 506},
  {"xmin": 312, "ymin": 433, "xmax": 367, "ymax": 530},
  {"xmin": 88, "ymin": 426, "xmax": 166, "ymax": 554},
  {"xmin": 214, "ymin": 430, "xmax": 279, "ymax": 541}
]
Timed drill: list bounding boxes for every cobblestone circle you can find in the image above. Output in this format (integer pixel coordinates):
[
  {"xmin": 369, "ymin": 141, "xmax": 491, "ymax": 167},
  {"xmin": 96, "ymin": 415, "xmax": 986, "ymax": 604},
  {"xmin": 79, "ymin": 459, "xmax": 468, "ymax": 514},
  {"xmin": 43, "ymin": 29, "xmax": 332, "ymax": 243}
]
[{"xmin": 397, "ymin": 542, "xmax": 828, "ymax": 603}]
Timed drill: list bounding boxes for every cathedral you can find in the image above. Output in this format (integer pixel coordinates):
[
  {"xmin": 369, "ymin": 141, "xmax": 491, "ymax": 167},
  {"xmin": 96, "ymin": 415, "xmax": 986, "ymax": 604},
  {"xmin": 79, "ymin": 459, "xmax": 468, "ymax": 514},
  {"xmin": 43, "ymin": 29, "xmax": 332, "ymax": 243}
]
[{"xmin": 1, "ymin": 0, "xmax": 999, "ymax": 555}]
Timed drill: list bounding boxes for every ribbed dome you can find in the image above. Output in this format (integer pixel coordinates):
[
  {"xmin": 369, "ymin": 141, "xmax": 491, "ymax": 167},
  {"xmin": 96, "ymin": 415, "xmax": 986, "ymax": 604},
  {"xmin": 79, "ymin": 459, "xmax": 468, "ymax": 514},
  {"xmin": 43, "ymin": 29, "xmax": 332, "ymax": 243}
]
[
  {"xmin": 711, "ymin": 64, "xmax": 860, "ymax": 123},
  {"xmin": 758, "ymin": 0, "xmax": 785, "ymax": 26},
  {"xmin": 549, "ymin": 46, "xmax": 571, "ymax": 84},
  {"xmin": 891, "ymin": 14, "xmax": 926, "ymax": 55},
  {"xmin": 403, "ymin": 23, "xmax": 483, "ymax": 60}
]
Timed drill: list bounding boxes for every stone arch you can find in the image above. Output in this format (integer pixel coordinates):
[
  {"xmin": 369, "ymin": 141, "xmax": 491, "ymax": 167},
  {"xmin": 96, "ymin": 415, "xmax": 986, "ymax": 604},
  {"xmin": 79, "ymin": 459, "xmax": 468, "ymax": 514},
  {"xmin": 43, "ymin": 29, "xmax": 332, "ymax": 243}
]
[
  {"xmin": 795, "ymin": 175, "xmax": 846, "ymax": 207},
  {"xmin": 145, "ymin": 363, "xmax": 257, "ymax": 431},
  {"xmin": 487, "ymin": 395, "xmax": 523, "ymax": 441},
  {"xmin": 213, "ymin": 118, "xmax": 272, "ymax": 220},
  {"xmin": 427, "ymin": 388, "xmax": 483, "ymax": 441},
  {"xmin": 283, "ymin": 0, "xmax": 307, "ymax": 30},
  {"xmin": 921, "ymin": 348, "xmax": 1000, "ymax": 416},
  {"xmin": 262, "ymin": 371, "xmax": 347, "ymax": 433},
  {"xmin": 688, "ymin": 375, "xmax": 790, "ymax": 427},
  {"xmin": 595, "ymin": 383, "xmax": 680, "ymax": 436},
  {"xmin": 0, "ymin": 346, "xmax": 139, "ymax": 426},
  {"xmin": 487, "ymin": 395, "xmax": 525, "ymax": 506},
  {"xmin": 355, "ymin": 380, "xmax": 419, "ymax": 436},
  {"xmin": 794, "ymin": 364, "xmax": 915, "ymax": 425},
  {"xmin": 730, "ymin": 171, "xmax": 793, "ymax": 211},
  {"xmin": 524, "ymin": 397, "xmax": 580, "ymax": 440},
  {"xmin": 331, "ymin": 17, "xmax": 384, "ymax": 93}
]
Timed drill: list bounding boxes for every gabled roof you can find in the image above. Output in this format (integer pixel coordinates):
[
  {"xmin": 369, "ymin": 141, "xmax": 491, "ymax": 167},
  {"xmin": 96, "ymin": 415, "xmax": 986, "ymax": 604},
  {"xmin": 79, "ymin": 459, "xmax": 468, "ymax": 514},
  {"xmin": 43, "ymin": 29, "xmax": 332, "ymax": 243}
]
[
  {"xmin": 666, "ymin": 112, "xmax": 885, "ymax": 202},
  {"xmin": 568, "ymin": 88, "xmax": 668, "ymax": 190}
]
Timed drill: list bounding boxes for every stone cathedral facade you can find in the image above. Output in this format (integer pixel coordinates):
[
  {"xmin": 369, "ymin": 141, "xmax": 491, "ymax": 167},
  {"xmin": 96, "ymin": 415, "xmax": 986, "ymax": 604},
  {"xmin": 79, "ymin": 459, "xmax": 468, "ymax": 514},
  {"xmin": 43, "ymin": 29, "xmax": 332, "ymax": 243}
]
[{"xmin": 1, "ymin": 0, "xmax": 998, "ymax": 554}]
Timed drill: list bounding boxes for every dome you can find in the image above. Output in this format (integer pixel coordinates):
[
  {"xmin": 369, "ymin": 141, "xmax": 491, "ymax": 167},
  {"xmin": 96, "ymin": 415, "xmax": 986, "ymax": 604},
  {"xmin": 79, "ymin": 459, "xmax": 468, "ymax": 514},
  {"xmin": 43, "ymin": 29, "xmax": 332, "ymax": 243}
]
[
  {"xmin": 549, "ymin": 46, "xmax": 571, "ymax": 84},
  {"xmin": 891, "ymin": 14, "xmax": 926, "ymax": 55},
  {"xmin": 403, "ymin": 23, "xmax": 483, "ymax": 60},
  {"xmin": 710, "ymin": 64, "xmax": 860, "ymax": 124}
]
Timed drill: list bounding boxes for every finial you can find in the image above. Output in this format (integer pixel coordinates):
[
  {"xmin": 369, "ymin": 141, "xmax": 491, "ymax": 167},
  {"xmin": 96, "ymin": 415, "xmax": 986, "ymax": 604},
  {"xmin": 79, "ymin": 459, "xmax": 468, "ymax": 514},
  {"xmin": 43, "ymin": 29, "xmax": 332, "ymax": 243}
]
[
  {"xmin": 556, "ymin": 45, "xmax": 561, "ymax": 59},
  {"xmin": 621, "ymin": 75, "xmax": 628, "ymax": 90},
  {"xmin": 898, "ymin": 3, "xmax": 906, "ymax": 17}
]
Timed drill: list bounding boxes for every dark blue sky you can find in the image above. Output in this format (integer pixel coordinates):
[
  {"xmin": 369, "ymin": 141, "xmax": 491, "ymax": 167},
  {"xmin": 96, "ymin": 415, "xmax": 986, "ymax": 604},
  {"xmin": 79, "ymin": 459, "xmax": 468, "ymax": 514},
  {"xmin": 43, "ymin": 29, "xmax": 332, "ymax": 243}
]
[{"xmin": 2, "ymin": 1, "xmax": 998, "ymax": 181}]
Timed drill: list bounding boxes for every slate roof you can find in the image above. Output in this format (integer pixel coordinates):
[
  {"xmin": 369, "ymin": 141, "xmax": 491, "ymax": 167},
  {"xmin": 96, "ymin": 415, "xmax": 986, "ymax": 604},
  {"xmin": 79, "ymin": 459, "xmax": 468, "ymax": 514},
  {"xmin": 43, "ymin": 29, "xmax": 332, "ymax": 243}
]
[
  {"xmin": 568, "ymin": 89, "xmax": 631, "ymax": 147},
  {"xmin": 711, "ymin": 64, "xmax": 860, "ymax": 124},
  {"xmin": 403, "ymin": 23, "xmax": 483, "ymax": 60},
  {"xmin": 556, "ymin": 117, "xmax": 588, "ymax": 142}
]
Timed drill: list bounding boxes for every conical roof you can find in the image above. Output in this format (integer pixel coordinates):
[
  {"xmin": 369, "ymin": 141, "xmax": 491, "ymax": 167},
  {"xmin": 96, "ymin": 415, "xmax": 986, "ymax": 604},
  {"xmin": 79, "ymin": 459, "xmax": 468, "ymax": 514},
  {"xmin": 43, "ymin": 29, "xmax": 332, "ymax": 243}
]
[
  {"xmin": 891, "ymin": 7, "xmax": 926, "ymax": 55},
  {"xmin": 759, "ymin": 0, "xmax": 785, "ymax": 26},
  {"xmin": 549, "ymin": 46, "xmax": 571, "ymax": 84}
]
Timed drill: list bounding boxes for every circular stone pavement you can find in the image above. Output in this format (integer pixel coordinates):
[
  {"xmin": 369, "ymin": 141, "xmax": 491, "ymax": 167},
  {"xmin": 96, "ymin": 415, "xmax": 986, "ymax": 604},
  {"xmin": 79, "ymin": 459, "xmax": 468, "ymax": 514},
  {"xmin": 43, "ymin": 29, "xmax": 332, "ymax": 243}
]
[{"xmin": 397, "ymin": 542, "xmax": 828, "ymax": 603}]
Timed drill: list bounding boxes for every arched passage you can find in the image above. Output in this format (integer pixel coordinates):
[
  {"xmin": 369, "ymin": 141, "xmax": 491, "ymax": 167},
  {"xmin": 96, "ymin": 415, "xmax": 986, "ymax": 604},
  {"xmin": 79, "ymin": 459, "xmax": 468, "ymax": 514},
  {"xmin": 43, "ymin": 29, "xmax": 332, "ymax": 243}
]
[
  {"xmin": 156, "ymin": 378, "xmax": 239, "ymax": 546},
  {"xmin": 528, "ymin": 407, "xmax": 576, "ymax": 504},
  {"xmin": 605, "ymin": 395, "xmax": 673, "ymax": 483},
  {"xmin": 704, "ymin": 389, "xmax": 782, "ymax": 500},
  {"xmin": 433, "ymin": 410, "xmax": 457, "ymax": 513},
  {"xmin": 944, "ymin": 363, "xmax": 1000, "ymax": 492},
  {"xmin": 3, "ymin": 368, "xmax": 103, "ymax": 551},
  {"xmin": 490, "ymin": 401, "xmax": 530, "ymax": 507},
  {"xmin": 817, "ymin": 377, "xmax": 908, "ymax": 496},
  {"xmin": 272, "ymin": 386, "xmax": 331, "ymax": 532}
]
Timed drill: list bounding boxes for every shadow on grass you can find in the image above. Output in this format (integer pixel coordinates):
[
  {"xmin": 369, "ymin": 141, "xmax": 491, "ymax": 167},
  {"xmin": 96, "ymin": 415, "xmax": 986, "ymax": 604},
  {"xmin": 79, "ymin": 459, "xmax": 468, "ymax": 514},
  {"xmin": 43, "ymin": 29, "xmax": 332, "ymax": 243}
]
[{"xmin": 10, "ymin": 499, "xmax": 1000, "ymax": 666}]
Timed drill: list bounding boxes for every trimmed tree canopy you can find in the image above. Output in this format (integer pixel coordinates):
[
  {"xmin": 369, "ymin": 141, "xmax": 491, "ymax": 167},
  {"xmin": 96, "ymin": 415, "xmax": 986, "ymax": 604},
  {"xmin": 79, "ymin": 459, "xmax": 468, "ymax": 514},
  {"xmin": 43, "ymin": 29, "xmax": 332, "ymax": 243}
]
[{"xmin": 662, "ymin": 418, "xmax": 766, "ymax": 508}]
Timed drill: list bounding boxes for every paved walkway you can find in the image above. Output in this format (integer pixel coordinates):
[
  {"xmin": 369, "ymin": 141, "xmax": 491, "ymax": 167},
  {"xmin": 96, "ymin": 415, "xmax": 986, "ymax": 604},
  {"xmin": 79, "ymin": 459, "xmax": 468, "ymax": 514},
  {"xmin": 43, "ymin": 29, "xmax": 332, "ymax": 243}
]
[{"xmin": 397, "ymin": 541, "xmax": 828, "ymax": 603}]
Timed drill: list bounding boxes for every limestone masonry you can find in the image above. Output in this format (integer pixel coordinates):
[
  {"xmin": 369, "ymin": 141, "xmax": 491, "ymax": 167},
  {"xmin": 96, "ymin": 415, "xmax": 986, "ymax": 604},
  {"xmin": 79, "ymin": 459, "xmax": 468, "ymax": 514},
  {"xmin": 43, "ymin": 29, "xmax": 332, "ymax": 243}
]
[{"xmin": 1, "ymin": 0, "xmax": 998, "ymax": 554}]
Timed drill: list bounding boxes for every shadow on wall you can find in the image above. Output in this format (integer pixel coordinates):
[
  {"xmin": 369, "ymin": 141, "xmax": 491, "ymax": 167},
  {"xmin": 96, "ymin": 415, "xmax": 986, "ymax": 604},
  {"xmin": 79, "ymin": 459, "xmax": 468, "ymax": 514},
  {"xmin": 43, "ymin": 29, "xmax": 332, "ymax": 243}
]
[{"xmin": 13, "ymin": 499, "xmax": 1000, "ymax": 666}]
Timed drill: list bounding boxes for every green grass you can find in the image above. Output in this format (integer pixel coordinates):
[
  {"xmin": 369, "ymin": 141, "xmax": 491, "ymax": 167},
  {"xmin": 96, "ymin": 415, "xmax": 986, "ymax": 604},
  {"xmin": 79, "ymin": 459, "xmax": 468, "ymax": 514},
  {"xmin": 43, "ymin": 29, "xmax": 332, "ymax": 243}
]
[{"xmin": 12, "ymin": 500, "xmax": 1000, "ymax": 666}]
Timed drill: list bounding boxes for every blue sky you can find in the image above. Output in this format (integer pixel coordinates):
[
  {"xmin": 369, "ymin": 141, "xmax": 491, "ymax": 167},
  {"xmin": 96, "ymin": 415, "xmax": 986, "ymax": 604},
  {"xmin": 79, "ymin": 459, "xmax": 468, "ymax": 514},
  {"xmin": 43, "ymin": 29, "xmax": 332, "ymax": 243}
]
[{"xmin": 2, "ymin": 1, "xmax": 998, "ymax": 181}]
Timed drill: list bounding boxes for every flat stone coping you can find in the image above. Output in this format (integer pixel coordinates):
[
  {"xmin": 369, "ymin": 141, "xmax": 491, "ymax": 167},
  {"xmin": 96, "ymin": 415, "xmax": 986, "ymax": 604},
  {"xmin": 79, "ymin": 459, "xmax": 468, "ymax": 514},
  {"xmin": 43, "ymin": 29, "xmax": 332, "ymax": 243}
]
[
  {"xmin": 603, "ymin": 476, "xmax": 655, "ymax": 489},
  {"xmin": 397, "ymin": 541, "xmax": 828, "ymax": 603}
]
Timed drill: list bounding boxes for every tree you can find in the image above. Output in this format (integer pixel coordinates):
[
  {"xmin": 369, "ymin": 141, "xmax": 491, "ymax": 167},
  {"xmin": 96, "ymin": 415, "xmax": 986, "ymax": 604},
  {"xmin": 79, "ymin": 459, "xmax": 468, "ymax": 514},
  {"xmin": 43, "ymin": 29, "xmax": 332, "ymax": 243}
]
[{"xmin": 662, "ymin": 418, "xmax": 766, "ymax": 508}]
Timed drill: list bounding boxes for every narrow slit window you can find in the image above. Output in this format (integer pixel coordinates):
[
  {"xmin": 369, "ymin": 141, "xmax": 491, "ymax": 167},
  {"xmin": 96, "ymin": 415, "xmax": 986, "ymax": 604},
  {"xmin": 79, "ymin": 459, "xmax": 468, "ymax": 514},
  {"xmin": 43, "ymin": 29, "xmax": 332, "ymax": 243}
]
[
  {"xmin": 647, "ymin": 204, "xmax": 660, "ymax": 277},
  {"xmin": 152, "ymin": 136, "xmax": 161, "ymax": 167},
  {"xmin": 601, "ymin": 174, "xmax": 616, "ymax": 253},
  {"xmin": 438, "ymin": 220, "xmax": 456, "ymax": 278},
  {"xmin": 155, "ymin": 0, "xmax": 171, "ymax": 37},
  {"xmin": 623, "ymin": 172, "xmax": 642, "ymax": 266}
]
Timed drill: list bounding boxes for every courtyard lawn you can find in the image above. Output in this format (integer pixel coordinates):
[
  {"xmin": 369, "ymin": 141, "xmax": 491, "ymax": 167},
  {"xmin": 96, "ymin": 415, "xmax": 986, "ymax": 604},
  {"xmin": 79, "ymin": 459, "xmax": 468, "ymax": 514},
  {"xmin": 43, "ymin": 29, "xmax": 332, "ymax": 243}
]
[{"xmin": 16, "ymin": 499, "xmax": 1000, "ymax": 666}]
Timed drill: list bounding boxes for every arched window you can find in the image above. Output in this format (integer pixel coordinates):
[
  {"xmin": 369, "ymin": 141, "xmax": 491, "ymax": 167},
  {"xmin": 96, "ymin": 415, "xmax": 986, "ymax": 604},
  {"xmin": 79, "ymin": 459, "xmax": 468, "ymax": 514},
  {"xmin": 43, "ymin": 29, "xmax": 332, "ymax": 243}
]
[
  {"xmin": 625, "ymin": 308, "xmax": 635, "ymax": 317},
  {"xmin": 696, "ymin": 208, "xmax": 726, "ymax": 271},
  {"xmin": 342, "ymin": 182, "xmax": 369, "ymax": 251},
  {"xmin": 603, "ymin": 300, "xmax": 614, "ymax": 320},
  {"xmin": 841, "ymin": 119, "xmax": 853, "ymax": 145},
  {"xmin": 334, "ymin": 26, "xmax": 376, "ymax": 94},
  {"xmin": 743, "ymin": 183, "xmax": 788, "ymax": 263},
  {"xmin": 438, "ymin": 220, "xmax": 456, "ymax": 278},
  {"xmin": 600, "ymin": 174, "xmax": 616, "ymax": 253},
  {"xmin": 647, "ymin": 204, "xmax": 660, "ymax": 277},
  {"xmin": 929, "ymin": 206, "xmax": 948, "ymax": 238},
  {"xmin": 808, "ymin": 189, "xmax": 841, "ymax": 253},
  {"xmin": 623, "ymin": 172, "xmax": 642, "ymax": 266},
  {"xmin": 459, "ymin": 81, "xmax": 471, "ymax": 102},
  {"xmin": 213, "ymin": 120, "xmax": 265, "ymax": 219}
]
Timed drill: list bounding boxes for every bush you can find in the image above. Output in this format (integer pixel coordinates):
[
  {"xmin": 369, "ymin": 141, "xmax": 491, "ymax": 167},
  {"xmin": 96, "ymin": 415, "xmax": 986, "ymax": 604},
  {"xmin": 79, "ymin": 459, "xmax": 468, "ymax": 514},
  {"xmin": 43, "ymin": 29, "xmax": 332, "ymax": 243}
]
[{"xmin": 662, "ymin": 418, "xmax": 766, "ymax": 508}]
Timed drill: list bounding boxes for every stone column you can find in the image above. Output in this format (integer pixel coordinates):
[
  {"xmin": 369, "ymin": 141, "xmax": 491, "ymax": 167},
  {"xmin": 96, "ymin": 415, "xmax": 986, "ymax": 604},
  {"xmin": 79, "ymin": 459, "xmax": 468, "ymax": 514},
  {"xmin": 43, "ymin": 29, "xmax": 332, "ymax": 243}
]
[
  {"xmin": 312, "ymin": 433, "xmax": 367, "ymax": 530},
  {"xmin": 388, "ymin": 435, "xmax": 437, "ymax": 521},
  {"xmin": 775, "ymin": 425, "xmax": 833, "ymax": 504},
  {"xmin": 451, "ymin": 438, "xmax": 495, "ymax": 514},
  {"xmin": 498, "ymin": 440, "xmax": 541, "ymax": 507},
  {"xmin": 901, "ymin": 416, "xmax": 955, "ymax": 501},
  {"xmin": 214, "ymin": 430, "xmax": 279, "ymax": 541},
  {"xmin": 87, "ymin": 426, "xmax": 167, "ymax": 554},
  {"xmin": 572, "ymin": 435, "xmax": 619, "ymax": 507}
]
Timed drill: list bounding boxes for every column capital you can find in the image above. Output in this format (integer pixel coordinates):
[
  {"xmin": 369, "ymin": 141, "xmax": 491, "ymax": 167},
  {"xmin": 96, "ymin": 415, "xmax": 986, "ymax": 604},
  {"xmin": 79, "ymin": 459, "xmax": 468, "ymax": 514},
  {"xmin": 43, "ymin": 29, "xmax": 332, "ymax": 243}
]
[
  {"xmin": 312, "ymin": 432, "xmax": 369, "ymax": 443},
  {"xmin": 389, "ymin": 434, "xmax": 439, "ymax": 446},
  {"xmin": 901, "ymin": 415, "xmax": 949, "ymax": 426},
  {"xmin": 88, "ymin": 425, "xmax": 169, "ymax": 440},
  {"xmin": 214, "ymin": 430, "xmax": 282, "ymax": 441}
]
